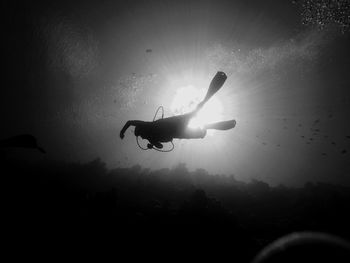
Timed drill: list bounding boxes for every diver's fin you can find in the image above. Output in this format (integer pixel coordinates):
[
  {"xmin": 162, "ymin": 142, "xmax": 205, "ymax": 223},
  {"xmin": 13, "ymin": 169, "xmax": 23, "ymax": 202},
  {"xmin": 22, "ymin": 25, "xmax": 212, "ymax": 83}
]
[
  {"xmin": 205, "ymin": 119, "xmax": 236, "ymax": 130},
  {"xmin": 202, "ymin": 71, "xmax": 227, "ymax": 104}
]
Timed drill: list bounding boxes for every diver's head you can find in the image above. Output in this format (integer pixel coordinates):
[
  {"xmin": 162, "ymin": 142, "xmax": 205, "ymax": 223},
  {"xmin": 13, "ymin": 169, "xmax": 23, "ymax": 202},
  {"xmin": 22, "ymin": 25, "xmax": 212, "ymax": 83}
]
[
  {"xmin": 134, "ymin": 125, "xmax": 147, "ymax": 138},
  {"xmin": 134, "ymin": 125, "xmax": 141, "ymax": 137}
]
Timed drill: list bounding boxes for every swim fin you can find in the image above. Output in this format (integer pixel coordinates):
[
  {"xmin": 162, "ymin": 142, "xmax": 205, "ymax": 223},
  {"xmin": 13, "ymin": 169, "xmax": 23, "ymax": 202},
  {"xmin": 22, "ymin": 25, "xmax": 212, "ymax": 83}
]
[{"xmin": 202, "ymin": 71, "xmax": 227, "ymax": 104}]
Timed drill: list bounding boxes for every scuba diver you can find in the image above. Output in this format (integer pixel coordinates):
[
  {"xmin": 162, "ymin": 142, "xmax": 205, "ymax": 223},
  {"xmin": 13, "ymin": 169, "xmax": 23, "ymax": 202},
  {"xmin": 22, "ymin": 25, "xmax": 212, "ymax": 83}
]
[{"xmin": 120, "ymin": 71, "xmax": 236, "ymax": 150}]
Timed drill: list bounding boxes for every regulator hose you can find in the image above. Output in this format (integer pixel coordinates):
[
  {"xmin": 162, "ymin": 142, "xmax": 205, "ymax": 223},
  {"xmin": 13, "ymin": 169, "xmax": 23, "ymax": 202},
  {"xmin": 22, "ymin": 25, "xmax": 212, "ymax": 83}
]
[
  {"xmin": 153, "ymin": 106, "xmax": 164, "ymax": 121},
  {"xmin": 136, "ymin": 136, "xmax": 174, "ymax": 152},
  {"xmin": 136, "ymin": 106, "xmax": 174, "ymax": 152}
]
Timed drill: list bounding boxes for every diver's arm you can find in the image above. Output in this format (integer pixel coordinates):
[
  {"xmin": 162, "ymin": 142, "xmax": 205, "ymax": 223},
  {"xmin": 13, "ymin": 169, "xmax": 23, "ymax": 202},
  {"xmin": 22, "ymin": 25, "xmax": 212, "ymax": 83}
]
[{"xmin": 120, "ymin": 120, "xmax": 144, "ymax": 139}]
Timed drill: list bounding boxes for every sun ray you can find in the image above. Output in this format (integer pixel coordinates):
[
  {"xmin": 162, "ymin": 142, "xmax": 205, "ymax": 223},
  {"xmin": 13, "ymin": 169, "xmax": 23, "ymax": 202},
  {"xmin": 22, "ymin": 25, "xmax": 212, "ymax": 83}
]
[{"xmin": 170, "ymin": 85, "xmax": 224, "ymax": 133}]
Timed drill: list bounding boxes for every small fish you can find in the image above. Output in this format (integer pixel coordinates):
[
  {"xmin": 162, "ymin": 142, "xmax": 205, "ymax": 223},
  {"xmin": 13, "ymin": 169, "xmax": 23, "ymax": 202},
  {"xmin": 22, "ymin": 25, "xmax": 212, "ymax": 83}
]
[{"xmin": 146, "ymin": 49, "xmax": 152, "ymax": 53}]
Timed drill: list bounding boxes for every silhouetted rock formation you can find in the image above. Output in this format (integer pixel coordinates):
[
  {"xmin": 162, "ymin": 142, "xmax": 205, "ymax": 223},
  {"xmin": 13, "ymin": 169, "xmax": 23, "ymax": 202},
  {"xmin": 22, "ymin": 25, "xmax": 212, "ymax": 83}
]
[
  {"xmin": 2, "ymin": 158, "xmax": 350, "ymax": 262},
  {"xmin": 0, "ymin": 134, "xmax": 46, "ymax": 153}
]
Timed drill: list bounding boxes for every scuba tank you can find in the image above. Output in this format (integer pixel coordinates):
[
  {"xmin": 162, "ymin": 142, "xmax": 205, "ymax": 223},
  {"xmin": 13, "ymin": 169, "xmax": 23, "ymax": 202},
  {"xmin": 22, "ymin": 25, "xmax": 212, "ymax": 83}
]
[{"xmin": 202, "ymin": 71, "xmax": 227, "ymax": 104}]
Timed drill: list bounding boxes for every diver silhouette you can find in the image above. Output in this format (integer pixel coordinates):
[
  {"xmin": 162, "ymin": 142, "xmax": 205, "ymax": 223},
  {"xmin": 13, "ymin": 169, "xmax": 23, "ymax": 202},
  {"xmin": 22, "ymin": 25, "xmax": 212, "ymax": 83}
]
[{"xmin": 120, "ymin": 71, "xmax": 236, "ymax": 150}]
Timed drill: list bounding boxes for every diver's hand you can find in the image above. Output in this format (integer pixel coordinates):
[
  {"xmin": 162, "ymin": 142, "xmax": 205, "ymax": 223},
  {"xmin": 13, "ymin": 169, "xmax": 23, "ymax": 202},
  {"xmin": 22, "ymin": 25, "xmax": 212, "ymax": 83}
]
[{"xmin": 120, "ymin": 131, "xmax": 125, "ymax": 139}]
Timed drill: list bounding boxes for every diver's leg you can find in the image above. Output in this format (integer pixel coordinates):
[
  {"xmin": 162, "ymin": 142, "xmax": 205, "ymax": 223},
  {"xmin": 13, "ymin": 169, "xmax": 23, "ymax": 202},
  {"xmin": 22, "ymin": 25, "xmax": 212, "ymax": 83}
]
[
  {"xmin": 189, "ymin": 71, "xmax": 228, "ymax": 116},
  {"xmin": 205, "ymin": 120, "xmax": 236, "ymax": 130},
  {"xmin": 180, "ymin": 127, "xmax": 207, "ymax": 139}
]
